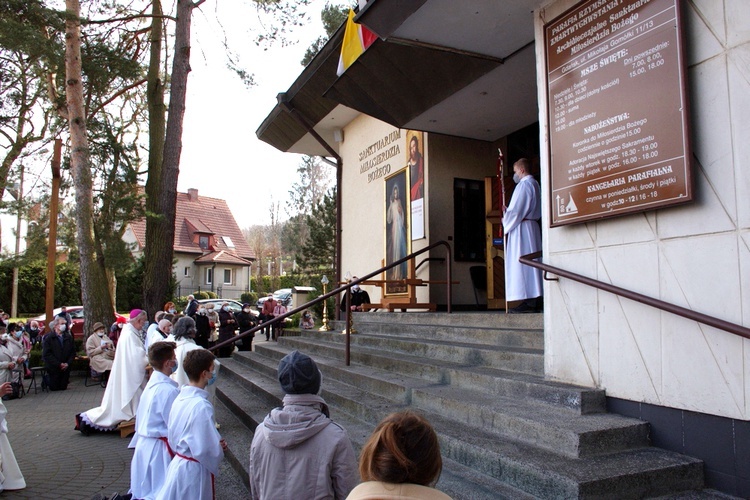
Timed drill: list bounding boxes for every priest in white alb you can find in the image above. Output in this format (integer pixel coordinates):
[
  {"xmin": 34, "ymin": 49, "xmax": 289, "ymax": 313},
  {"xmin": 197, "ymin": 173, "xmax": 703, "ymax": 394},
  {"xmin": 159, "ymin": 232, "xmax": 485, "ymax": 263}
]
[
  {"xmin": 77, "ymin": 309, "xmax": 149, "ymax": 433},
  {"xmin": 503, "ymin": 158, "xmax": 543, "ymax": 313},
  {"xmin": 129, "ymin": 341, "xmax": 180, "ymax": 500}
]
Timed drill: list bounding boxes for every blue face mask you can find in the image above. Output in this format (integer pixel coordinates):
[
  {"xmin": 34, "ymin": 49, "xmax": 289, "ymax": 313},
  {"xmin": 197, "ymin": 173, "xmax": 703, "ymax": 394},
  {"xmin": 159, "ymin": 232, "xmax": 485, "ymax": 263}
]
[
  {"xmin": 207, "ymin": 370, "xmax": 217, "ymax": 386},
  {"xmin": 170, "ymin": 360, "xmax": 178, "ymax": 374}
]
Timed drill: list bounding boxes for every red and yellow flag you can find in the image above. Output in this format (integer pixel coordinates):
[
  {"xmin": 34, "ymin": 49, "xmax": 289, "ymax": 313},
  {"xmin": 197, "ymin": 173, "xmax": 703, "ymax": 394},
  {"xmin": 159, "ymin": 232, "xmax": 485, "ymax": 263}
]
[{"xmin": 336, "ymin": 9, "xmax": 377, "ymax": 76}]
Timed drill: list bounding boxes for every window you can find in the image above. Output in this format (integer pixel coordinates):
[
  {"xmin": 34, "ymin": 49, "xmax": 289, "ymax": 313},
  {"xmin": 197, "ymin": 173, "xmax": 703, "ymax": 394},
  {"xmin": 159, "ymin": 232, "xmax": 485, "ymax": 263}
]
[
  {"xmin": 184, "ymin": 267, "xmax": 190, "ymax": 277},
  {"xmin": 222, "ymin": 236, "xmax": 235, "ymax": 248},
  {"xmin": 199, "ymin": 235, "xmax": 209, "ymax": 250},
  {"xmin": 205, "ymin": 268, "xmax": 213, "ymax": 285},
  {"xmin": 223, "ymin": 268, "xmax": 232, "ymax": 284},
  {"xmin": 453, "ymin": 178, "xmax": 486, "ymax": 262}
]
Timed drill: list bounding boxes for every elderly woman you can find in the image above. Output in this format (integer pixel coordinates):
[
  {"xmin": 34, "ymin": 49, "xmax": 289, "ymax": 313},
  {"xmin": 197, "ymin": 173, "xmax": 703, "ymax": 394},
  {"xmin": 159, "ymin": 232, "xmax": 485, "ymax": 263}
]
[
  {"xmin": 170, "ymin": 316, "xmax": 201, "ymax": 388},
  {"xmin": 0, "ymin": 335, "xmax": 15, "ymax": 387},
  {"xmin": 206, "ymin": 303, "xmax": 220, "ymax": 346},
  {"xmin": 85, "ymin": 322, "xmax": 115, "ymax": 379},
  {"xmin": 216, "ymin": 302, "xmax": 237, "ymax": 358}
]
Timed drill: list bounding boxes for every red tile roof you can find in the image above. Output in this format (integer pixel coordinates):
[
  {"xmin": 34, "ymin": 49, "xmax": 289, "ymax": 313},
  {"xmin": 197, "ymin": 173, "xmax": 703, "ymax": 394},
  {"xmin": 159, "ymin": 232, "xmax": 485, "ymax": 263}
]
[
  {"xmin": 128, "ymin": 189, "xmax": 254, "ymax": 261},
  {"xmin": 194, "ymin": 250, "xmax": 253, "ymax": 265}
]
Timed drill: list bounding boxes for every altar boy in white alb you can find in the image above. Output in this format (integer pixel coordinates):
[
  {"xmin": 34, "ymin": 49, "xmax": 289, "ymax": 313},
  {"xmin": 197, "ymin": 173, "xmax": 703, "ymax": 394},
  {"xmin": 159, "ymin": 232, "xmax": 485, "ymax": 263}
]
[
  {"xmin": 156, "ymin": 349, "xmax": 226, "ymax": 500},
  {"xmin": 129, "ymin": 342, "xmax": 179, "ymax": 500}
]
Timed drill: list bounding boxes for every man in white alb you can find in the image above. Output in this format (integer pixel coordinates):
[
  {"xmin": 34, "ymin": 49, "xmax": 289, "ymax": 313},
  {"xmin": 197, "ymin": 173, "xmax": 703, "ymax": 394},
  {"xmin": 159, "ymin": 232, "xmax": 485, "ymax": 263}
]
[{"xmin": 502, "ymin": 158, "xmax": 543, "ymax": 313}]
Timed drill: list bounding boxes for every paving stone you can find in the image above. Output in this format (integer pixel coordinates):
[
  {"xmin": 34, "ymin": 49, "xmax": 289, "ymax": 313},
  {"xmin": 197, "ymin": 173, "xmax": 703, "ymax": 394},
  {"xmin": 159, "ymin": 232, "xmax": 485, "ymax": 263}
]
[{"xmin": 2, "ymin": 372, "xmax": 247, "ymax": 499}]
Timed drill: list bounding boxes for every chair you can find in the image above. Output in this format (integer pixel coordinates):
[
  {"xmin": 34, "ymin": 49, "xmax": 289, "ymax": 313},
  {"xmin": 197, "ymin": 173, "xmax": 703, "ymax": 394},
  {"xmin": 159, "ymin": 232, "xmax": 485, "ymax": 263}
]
[
  {"xmin": 469, "ymin": 265, "xmax": 488, "ymax": 308},
  {"xmin": 27, "ymin": 366, "xmax": 48, "ymax": 394},
  {"xmin": 84, "ymin": 367, "xmax": 109, "ymax": 388}
]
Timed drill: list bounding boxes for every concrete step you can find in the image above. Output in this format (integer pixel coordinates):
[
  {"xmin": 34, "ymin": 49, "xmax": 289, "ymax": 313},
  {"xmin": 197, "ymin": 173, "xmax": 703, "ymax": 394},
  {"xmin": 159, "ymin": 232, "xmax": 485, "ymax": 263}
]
[
  {"xmin": 217, "ymin": 354, "xmax": 704, "ymax": 499},
  {"xmin": 242, "ymin": 341, "xmax": 604, "ymax": 415},
  {"xmin": 215, "ymin": 365, "xmax": 528, "ymax": 500},
  {"xmin": 411, "ymin": 384, "xmax": 648, "ymax": 458},
  {"xmin": 300, "ymin": 329, "xmax": 544, "ymax": 373},
  {"xmin": 340, "ymin": 311, "xmax": 543, "ymax": 330},
  {"xmin": 230, "ymin": 350, "xmax": 646, "ymax": 459},
  {"xmin": 276, "ymin": 333, "xmax": 543, "ymax": 379},
  {"xmin": 214, "ymin": 396, "xmax": 253, "ymax": 489},
  {"xmin": 321, "ymin": 320, "xmax": 544, "ymax": 350}
]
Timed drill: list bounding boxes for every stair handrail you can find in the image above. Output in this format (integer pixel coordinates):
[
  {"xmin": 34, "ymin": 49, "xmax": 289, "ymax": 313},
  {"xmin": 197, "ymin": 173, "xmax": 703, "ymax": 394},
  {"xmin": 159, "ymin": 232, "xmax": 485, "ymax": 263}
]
[
  {"xmin": 519, "ymin": 251, "xmax": 750, "ymax": 340},
  {"xmin": 209, "ymin": 240, "xmax": 454, "ymax": 364}
]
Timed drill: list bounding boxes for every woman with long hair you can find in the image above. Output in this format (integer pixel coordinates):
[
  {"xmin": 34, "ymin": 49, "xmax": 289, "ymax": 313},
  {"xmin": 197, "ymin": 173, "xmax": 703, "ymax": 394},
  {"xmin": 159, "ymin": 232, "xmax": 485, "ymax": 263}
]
[{"xmin": 347, "ymin": 411, "xmax": 451, "ymax": 499}]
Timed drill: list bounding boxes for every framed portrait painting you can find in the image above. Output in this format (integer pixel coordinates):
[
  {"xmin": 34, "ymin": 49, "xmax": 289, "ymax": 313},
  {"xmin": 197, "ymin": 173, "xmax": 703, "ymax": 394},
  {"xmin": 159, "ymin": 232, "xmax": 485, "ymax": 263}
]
[{"xmin": 384, "ymin": 168, "xmax": 410, "ymax": 296}]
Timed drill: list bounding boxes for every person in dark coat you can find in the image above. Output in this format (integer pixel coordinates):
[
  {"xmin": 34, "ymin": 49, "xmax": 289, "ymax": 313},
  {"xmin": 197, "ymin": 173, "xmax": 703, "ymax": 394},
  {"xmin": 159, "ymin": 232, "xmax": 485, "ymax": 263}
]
[
  {"xmin": 216, "ymin": 302, "xmax": 237, "ymax": 358},
  {"xmin": 42, "ymin": 317, "xmax": 76, "ymax": 391},
  {"xmin": 234, "ymin": 303, "xmax": 257, "ymax": 352},
  {"xmin": 340, "ymin": 279, "xmax": 372, "ymax": 312},
  {"xmin": 184, "ymin": 294, "xmax": 199, "ymax": 318},
  {"xmin": 193, "ymin": 304, "xmax": 210, "ymax": 349}
]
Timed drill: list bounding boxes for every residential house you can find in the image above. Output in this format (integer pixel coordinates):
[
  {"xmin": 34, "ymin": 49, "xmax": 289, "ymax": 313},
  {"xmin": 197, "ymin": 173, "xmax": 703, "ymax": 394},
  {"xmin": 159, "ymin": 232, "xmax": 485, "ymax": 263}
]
[{"xmin": 124, "ymin": 188, "xmax": 255, "ymax": 298}]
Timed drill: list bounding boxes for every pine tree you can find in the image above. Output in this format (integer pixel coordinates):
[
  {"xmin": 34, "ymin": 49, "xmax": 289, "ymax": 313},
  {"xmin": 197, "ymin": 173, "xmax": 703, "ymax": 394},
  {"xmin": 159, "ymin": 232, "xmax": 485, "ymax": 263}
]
[{"xmin": 297, "ymin": 189, "xmax": 336, "ymax": 275}]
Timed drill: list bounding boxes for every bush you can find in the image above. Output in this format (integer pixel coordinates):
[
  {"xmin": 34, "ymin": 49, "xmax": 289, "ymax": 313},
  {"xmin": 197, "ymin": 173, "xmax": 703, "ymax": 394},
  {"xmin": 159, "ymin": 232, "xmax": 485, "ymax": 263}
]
[
  {"xmin": 0, "ymin": 261, "xmax": 83, "ymax": 314},
  {"xmin": 193, "ymin": 291, "xmax": 210, "ymax": 300},
  {"xmin": 304, "ymin": 287, "xmax": 335, "ymax": 320},
  {"xmin": 28, "ymin": 343, "xmax": 43, "ymax": 368},
  {"xmin": 205, "ymin": 291, "xmax": 218, "ymax": 299},
  {"xmin": 240, "ymin": 291, "xmax": 257, "ymax": 305}
]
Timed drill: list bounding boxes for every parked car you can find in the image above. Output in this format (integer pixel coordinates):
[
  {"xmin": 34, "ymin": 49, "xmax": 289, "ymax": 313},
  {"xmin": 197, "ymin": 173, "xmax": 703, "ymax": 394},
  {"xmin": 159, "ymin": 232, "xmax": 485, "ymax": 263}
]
[
  {"xmin": 32, "ymin": 306, "xmax": 127, "ymax": 340},
  {"xmin": 196, "ymin": 299, "xmax": 258, "ymax": 317},
  {"xmin": 256, "ymin": 288, "xmax": 293, "ymax": 311}
]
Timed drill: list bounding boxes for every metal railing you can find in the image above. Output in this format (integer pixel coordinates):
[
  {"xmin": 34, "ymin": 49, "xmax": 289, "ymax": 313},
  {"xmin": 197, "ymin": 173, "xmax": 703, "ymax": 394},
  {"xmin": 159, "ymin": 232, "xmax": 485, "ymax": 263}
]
[
  {"xmin": 209, "ymin": 240, "xmax": 454, "ymax": 365},
  {"xmin": 519, "ymin": 251, "xmax": 750, "ymax": 340}
]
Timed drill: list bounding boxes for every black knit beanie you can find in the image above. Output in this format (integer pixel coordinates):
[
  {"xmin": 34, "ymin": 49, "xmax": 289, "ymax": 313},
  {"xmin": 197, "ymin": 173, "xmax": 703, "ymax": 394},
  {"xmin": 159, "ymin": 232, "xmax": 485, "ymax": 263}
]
[{"xmin": 278, "ymin": 350, "xmax": 322, "ymax": 395}]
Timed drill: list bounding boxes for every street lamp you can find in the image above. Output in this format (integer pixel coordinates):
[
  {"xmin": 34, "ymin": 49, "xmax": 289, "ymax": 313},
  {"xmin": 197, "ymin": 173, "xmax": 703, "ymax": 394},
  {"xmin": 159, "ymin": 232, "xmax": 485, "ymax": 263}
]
[{"xmin": 319, "ymin": 275, "xmax": 331, "ymax": 331}]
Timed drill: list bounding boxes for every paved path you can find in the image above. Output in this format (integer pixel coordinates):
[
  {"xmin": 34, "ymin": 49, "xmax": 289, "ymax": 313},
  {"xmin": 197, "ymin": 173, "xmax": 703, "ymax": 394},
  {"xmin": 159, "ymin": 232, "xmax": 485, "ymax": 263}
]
[{"xmin": 2, "ymin": 368, "xmax": 248, "ymax": 499}]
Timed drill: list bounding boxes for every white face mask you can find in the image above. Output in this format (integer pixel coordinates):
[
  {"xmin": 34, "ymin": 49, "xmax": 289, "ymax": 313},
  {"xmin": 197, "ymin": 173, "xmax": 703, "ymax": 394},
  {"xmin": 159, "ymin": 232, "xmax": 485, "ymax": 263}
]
[
  {"xmin": 118, "ymin": 323, "xmax": 123, "ymax": 329},
  {"xmin": 513, "ymin": 173, "xmax": 520, "ymax": 184},
  {"xmin": 96, "ymin": 330, "xmax": 105, "ymax": 337},
  {"xmin": 59, "ymin": 324, "xmax": 67, "ymax": 332},
  {"xmin": 199, "ymin": 308, "xmax": 206, "ymax": 314},
  {"xmin": 243, "ymin": 308, "xmax": 250, "ymax": 313}
]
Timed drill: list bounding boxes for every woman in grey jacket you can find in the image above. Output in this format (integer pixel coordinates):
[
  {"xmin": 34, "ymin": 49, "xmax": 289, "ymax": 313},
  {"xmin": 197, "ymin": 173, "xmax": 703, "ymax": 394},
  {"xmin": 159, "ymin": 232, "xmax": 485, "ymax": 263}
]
[{"xmin": 249, "ymin": 350, "xmax": 358, "ymax": 499}]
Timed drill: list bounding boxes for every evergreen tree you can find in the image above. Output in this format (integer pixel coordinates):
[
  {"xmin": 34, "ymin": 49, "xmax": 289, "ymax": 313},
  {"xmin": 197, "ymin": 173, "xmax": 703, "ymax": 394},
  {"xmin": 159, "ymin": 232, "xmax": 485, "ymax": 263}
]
[{"xmin": 297, "ymin": 188, "xmax": 336, "ymax": 275}]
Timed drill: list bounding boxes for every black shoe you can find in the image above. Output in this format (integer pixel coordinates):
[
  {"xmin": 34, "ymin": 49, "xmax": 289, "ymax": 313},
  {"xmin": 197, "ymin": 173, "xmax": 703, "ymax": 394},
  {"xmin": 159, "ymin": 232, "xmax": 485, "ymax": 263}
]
[{"xmin": 509, "ymin": 301, "xmax": 535, "ymax": 314}]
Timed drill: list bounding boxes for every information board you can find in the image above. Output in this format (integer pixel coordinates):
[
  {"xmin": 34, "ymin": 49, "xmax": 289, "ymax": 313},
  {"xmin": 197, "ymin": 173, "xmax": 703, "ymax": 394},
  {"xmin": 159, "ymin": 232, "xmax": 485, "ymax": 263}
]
[{"xmin": 545, "ymin": 0, "xmax": 692, "ymax": 226}]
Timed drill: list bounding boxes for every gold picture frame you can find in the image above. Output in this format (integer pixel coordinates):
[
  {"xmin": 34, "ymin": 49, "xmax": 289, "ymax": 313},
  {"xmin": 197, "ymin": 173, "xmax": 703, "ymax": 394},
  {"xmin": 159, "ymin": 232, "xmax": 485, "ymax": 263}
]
[{"xmin": 384, "ymin": 168, "xmax": 410, "ymax": 296}]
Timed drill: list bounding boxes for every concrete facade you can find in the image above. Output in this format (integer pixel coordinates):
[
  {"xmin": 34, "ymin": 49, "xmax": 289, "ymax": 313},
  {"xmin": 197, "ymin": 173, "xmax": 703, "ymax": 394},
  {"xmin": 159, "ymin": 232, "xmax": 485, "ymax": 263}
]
[{"xmin": 537, "ymin": 0, "xmax": 750, "ymax": 419}]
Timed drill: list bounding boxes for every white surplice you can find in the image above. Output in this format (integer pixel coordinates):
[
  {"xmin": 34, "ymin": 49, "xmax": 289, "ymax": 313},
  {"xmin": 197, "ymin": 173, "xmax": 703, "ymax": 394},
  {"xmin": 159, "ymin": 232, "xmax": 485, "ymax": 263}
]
[
  {"xmin": 0, "ymin": 400, "xmax": 25, "ymax": 492},
  {"xmin": 503, "ymin": 175, "xmax": 543, "ymax": 302},
  {"xmin": 155, "ymin": 386, "xmax": 223, "ymax": 500},
  {"xmin": 170, "ymin": 338, "xmax": 202, "ymax": 388},
  {"xmin": 81, "ymin": 322, "xmax": 148, "ymax": 430},
  {"xmin": 129, "ymin": 370, "xmax": 179, "ymax": 500},
  {"xmin": 171, "ymin": 338, "xmax": 220, "ymax": 418},
  {"xmin": 146, "ymin": 328, "xmax": 170, "ymax": 351}
]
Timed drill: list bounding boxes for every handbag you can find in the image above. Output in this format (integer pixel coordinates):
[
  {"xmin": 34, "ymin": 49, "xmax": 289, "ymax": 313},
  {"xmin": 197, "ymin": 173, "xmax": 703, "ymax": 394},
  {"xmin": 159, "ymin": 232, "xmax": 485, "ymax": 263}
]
[{"xmin": 2, "ymin": 381, "xmax": 23, "ymax": 400}]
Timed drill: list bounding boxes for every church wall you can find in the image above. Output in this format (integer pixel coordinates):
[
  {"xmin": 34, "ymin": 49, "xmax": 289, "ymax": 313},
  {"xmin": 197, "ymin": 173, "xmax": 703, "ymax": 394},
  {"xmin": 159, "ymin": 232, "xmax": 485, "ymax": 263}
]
[
  {"xmin": 536, "ymin": 0, "xmax": 750, "ymax": 420},
  {"xmin": 339, "ymin": 115, "xmax": 496, "ymax": 307}
]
